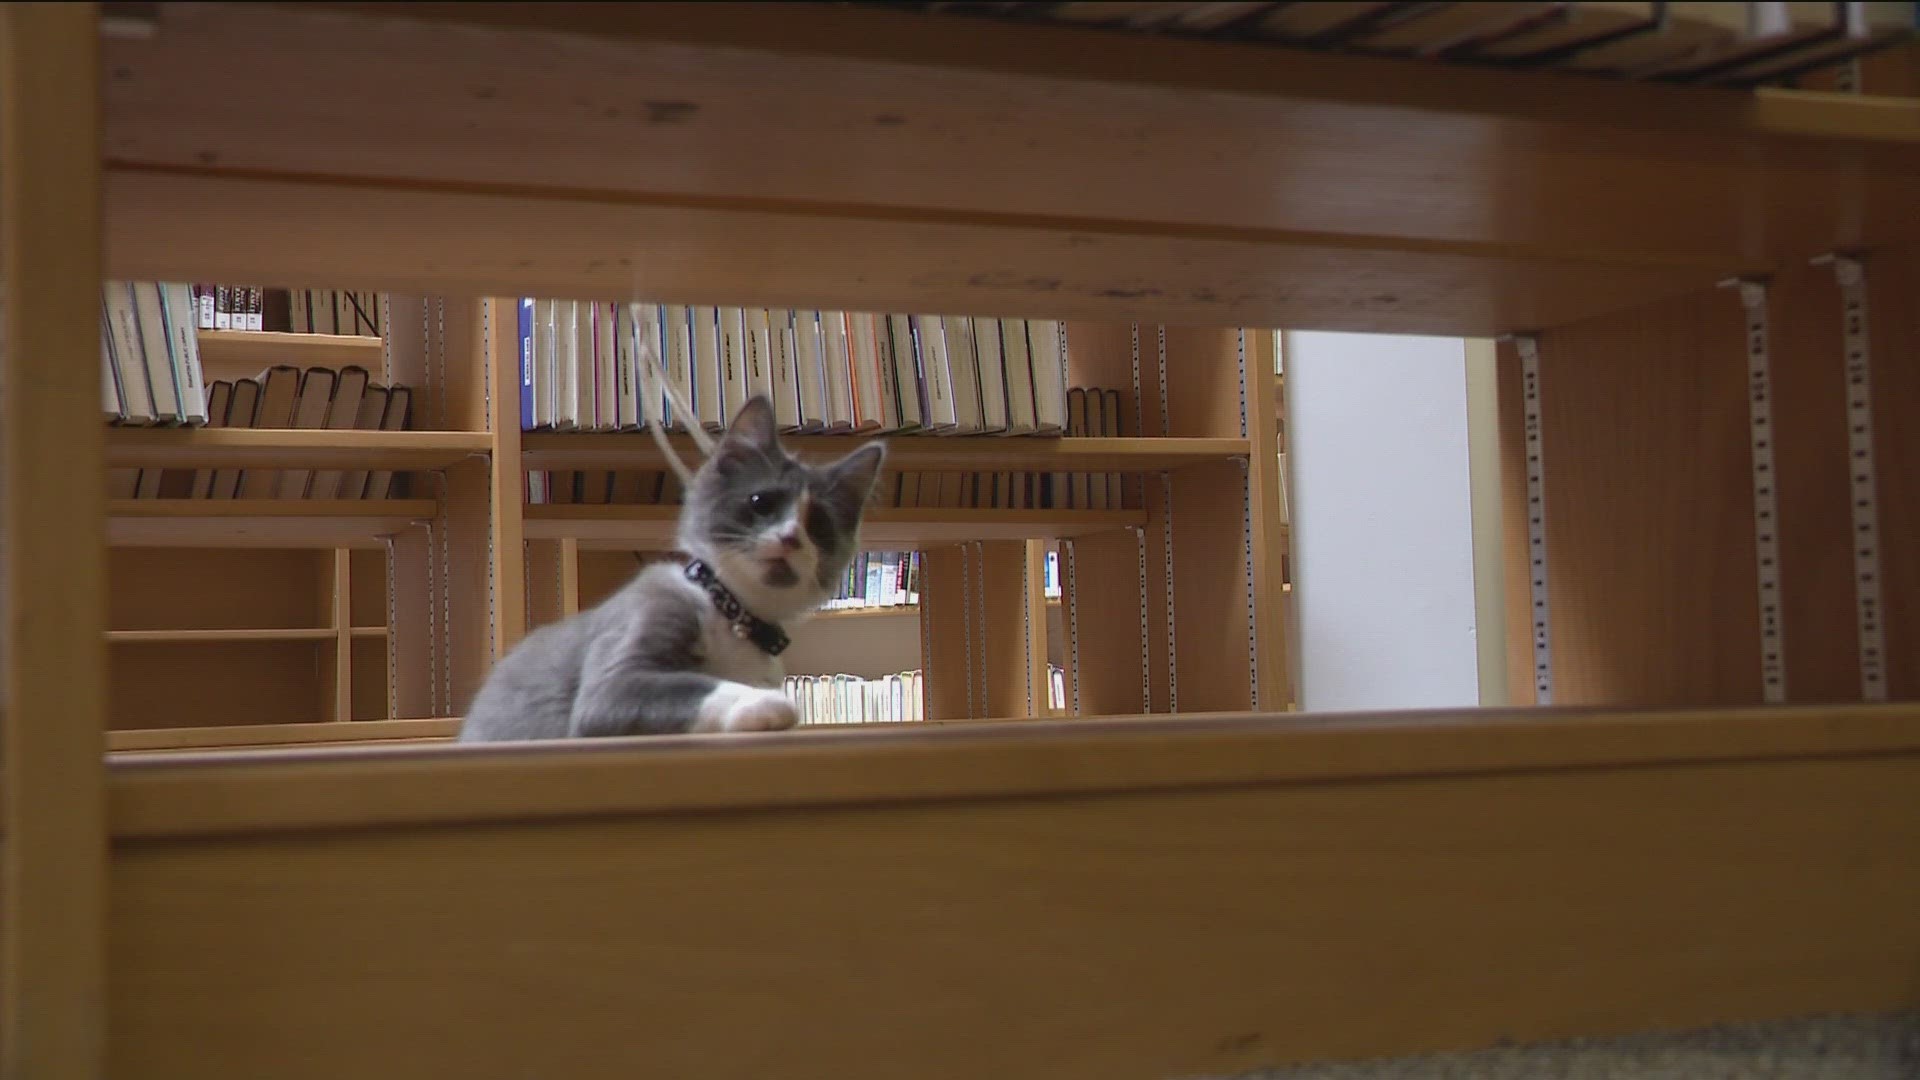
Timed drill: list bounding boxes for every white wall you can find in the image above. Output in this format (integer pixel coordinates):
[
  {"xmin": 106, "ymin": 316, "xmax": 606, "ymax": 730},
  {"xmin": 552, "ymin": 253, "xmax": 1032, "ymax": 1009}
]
[{"xmin": 1284, "ymin": 330, "xmax": 1488, "ymax": 711}]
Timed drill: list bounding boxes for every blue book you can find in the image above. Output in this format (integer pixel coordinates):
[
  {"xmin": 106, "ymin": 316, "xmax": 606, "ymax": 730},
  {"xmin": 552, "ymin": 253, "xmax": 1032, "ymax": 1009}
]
[{"xmin": 518, "ymin": 297, "xmax": 535, "ymax": 431}]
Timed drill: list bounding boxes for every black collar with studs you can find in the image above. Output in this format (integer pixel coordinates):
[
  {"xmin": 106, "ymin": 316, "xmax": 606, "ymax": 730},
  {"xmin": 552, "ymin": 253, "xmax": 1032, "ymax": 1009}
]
[{"xmin": 669, "ymin": 552, "xmax": 790, "ymax": 657}]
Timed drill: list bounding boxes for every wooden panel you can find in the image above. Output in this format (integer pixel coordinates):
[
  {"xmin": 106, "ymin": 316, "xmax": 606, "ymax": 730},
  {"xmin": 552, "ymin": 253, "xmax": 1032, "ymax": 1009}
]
[
  {"xmin": 195, "ymin": 328, "xmax": 383, "ymax": 371},
  {"xmin": 100, "ymin": 707, "xmax": 1920, "ymax": 1079},
  {"xmin": 110, "ymin": 643, "xmax": 328, "ymax": 730},
  {"xmin": 108, "ymin": 548, "xmax": 328, "ymax": 631},
  {"xmin": 1061, "ymin": 322, "xmax": 1149, "ymax": 717},
  {"xmin": 1169, "ymin": 460, "xmax": 1256, "ymax": 713},
  {"xmin": 917, "ymin": 548, "xmax": 970, "ymax": 721},
  {"xmin": 103, "ymin": 3, "xmax": 1920, "ymax": 270},
  {"xmin": 104, "ymin": 170, "xmax": 1710, "ymax": 339},
  {"xmin": 107, "ymin": 718, "xmax": 459, "ymax": 753},
  {"xmin": 1510, "ymin": 285, "xmax": 1761, "ymax": 706},
  {"xmin": 1505, "ymin": 247, "xmax": 1920, "ymax": 707},
  {"xmin": 108, "ymin": 498, "xmax": 438, "ymax": 548},
  {"xmin": 482, "ymin": 299, "xmax": 528, "ymax": 657},
  {"xmin": 1766, "ymin": 264, "xmax": 1858, "ymax": 703},
  {"xmin": 105, "ymin": 428, "xmax": 491, "ymax": 470},
  {"xmin": 351, "ymin": 635, "xmax": 389, "ymax": 720},
  {"xmin": 348, "ymin": 547, "xmax": 386, "ymax": 628},
  {"xmin": 976, "ymin": 541, "xmax": 1034, "ymax": 719},
  {"xmin": 1, "ymin": 6, "xmax": 108, "ymax": 1074},
  {"xmin": 383, "ymin": 297, "xmax": 437, "ymax": 719}
]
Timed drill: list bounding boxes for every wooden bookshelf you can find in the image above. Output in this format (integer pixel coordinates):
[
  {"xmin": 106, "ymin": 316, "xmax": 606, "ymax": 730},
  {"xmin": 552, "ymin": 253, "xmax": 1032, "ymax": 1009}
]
[
  {"xmin": 528, "ymin": 505, "xmax": 1148, "ymax": 548},
  {"xmin": 106, "ymin": 428, "xmax": 490, "ymax": 470},
  {"xmin": 107, "ymin": 498, "xmax": 438, "ymax": 548},
  {"xmin": 521, "ymin": 434, "xmax": 1246, "ymax": 473},
  {"xmin": 194, "ymin": 328, "xmax": 382, "ymax": 369},
  {"xmin": 105, "ymin": 627, "xmax": 385, "ymax": 645}
]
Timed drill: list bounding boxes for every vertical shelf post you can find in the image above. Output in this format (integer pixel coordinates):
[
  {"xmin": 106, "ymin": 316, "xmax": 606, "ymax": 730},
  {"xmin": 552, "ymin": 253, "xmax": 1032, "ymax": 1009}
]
[{"xmin": 2, "ymin": 5, "xmax": 109, "ymax": 1075}]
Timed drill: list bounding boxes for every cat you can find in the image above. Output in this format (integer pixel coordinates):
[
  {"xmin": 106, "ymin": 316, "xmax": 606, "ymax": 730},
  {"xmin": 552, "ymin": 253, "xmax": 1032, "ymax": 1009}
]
[{"xmin": 459, "ymin": 393, "xmax": 885, "ymax": 741}]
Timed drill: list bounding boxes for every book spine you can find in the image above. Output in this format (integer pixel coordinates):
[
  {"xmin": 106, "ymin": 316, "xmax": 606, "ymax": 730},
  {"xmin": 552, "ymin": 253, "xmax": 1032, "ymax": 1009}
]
[{"xmin": 519, "ymin": 297, "xmax": 535, "ymax": 432}]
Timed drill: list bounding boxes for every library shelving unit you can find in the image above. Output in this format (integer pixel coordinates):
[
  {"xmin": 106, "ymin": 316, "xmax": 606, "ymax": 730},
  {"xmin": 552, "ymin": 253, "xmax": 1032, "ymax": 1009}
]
[{"xmin": 3, "ymin": 4, "xmax": 1917, "ymax": 1078}]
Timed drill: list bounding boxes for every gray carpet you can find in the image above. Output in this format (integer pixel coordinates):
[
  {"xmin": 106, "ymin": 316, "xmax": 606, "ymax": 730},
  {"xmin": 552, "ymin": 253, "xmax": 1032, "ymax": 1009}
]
[{"xmin": 1201, "ymin": 1012, "xmax": 1920, "ymax": 1080}]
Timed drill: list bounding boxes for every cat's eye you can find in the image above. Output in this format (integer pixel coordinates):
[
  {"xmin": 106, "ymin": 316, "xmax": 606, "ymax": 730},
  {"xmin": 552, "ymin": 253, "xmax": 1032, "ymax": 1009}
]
[{"xmin": 748, "ymin": 492, "xmax": 777, "ymax": 514}]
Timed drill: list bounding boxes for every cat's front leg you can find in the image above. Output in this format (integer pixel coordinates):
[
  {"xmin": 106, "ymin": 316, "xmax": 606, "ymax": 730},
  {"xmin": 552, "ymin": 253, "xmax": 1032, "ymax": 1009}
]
[{"xmin": 690, "ymin": 681, "xmax": 798, "ymax": 733}]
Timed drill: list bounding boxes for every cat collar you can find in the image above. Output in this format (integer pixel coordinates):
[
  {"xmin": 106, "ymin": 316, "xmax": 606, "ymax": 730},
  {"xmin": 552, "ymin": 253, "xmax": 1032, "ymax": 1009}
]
[{"xmin": 678, "ymin": 555, "xmax": 790, "ymax": 657}]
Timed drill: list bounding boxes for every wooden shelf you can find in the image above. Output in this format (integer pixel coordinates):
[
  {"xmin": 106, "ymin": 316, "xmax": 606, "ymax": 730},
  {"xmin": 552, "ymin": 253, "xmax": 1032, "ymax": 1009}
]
[
  {"xmin": 107, "ymin": 428, "xmax": 489, "ymax": 470},
  {"xmin": 195, "ymin": 329, "xmax": 383, "ymax": 370},
  {"xmin": 108, "ymin": 717, "xmax": 460, "ymax": 754},
  {"xmin": 526, "ymin": 505, "xmax": 1145, "ymax": 548},
  {"xmin": 102, "ymin": 4, "xmax": 1920, "ymax": 336},
  {"xmin": 108, "ymin": 499, "xmax": 437, "ymax": 549},
  {"xmin": 521, "ymin": 434, "xmax": 1244, "ymax": 473},
  {"xmin": 106, "ymin": 627, "xmax": 388, "ymax": 645}
]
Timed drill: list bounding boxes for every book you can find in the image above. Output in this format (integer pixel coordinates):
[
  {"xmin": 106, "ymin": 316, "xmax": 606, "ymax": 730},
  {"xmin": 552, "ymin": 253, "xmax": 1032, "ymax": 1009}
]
[
  {"xmin": 308, "ymin": 365, "xmax": 370, "ymax": 499},
  {"xmin": 206, "ymin": 378, "xmax": 262, "ymax": 500},
  {"xmin": 277, "ymin": 366, "xmax": 339, "ymax": 499},
  {"xmin": 337, "ymin": 384, "xmax": 393, "ymax": 501},
  {"xmin": 237, "ymin": 365, "xmax": 301, "ymax": 499},
  {"xmin": 362, "ymin": 386, "xmax": 413, "ymax": 499}
]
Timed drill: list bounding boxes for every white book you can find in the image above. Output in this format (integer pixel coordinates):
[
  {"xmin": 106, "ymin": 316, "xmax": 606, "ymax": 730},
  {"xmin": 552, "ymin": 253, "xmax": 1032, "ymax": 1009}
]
[
  {"xmin": 102, "ymin": 284, "xmax": 155, "ymax": 424},
  {"xmin": 915, "ymin": 315, "xmax": 958, "ymax": 433},
  {"xmin": 973, "ymin": 316, "xmax": 1010, "ymax": 434},
  {"xmin": 719, "ymin": 306, "xmax": 750, "ymax": 423},
  {"xmin": 195, "ymin": 286, "xmax": 215, "ymax": 330},
  {"xmin": 614, "ymin": 304, "xmax": 640, "ymax": 430},
  {"xmin": 942, "ymin": 316, "xmax": 983, "ymax": 435},
  {"xmin": 536, "ymin": 299, "xmax": 559, "ymax": 429},
  {"xmin": 743, "ymin": 308, "xmax": 776, "ymax": 413},
  {"xmin": 1029, "ymin": 319, "xmax": 1068, "ymax": 434},
  {"xmin": 767, "ymin": 309, "xmax": 802, "ymax": 432},
  {"xmin": 663, "ymin": 304, "xmax": 695, "ymax": 431},
  {"xmin": 998, "ymin": 318, "xmax": 1038, "ymax": 435},
  {"xmin": 99, "ymin": 309, "xmax": 126, "ymax": 421},
  {"xmin": 596, "ymin": 302, "xmax": 618, "ymax": 431},
  {"xmin": 822, "ymin": 312, "xmax": 855, "ymax": 432},
  {"xmin": 847, "ymin": 313, "xmax": 887, "ymax": 432},
  {"xmin": 791, "ymin": 311, "xmax": 827, "ymax": 433},
  {"xmin": 692, "ymin": 305, "xmax": 724, "ymax": 431},
  {"xmin": 162, "ymin": 283, "xmax": 209, "ymax": 425},
  {"xmin": 131, "ymin": 283, "xmax": 184, "ymax": 423},
  {"xmin": 886, "ymin": 315, "xmax": 923, "ymax": 432},
  {"xmin": 556, "ymin": 300, "xmax": 580, "ymax": 431},
  {"xmin": 632, "ymin": 304, "xmax": 662, "ymax": 430}
]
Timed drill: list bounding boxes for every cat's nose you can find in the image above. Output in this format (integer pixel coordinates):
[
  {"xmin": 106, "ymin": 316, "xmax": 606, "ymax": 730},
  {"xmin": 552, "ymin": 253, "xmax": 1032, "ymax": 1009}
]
[{"xmin": 778, "ymin": 528, "xmax": 802, "ymax": 551}]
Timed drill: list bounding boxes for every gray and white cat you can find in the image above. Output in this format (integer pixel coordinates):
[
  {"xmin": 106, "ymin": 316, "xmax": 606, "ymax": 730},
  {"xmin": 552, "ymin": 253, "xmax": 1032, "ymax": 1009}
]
[{"xmin": 459, "ymin": 394, "xmax": 885, "ymax": 741}]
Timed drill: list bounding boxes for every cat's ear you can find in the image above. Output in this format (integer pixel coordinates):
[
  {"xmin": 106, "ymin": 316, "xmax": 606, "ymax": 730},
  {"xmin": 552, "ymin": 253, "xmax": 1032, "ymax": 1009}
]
[
  {"xmin": 824, "ymin": 441, "xmax": 886, "ymax": 505},
  {"xmin": 720, "ymin": 395, "xmax": 778, "ymax": 452}
]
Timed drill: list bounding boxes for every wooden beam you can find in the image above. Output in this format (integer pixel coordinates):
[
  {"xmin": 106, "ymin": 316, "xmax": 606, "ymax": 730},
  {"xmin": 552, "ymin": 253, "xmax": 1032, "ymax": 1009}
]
[
  {"xmin": 2, "ymin": 5, "xmax": 108, "ymax": 1076},
  {"xmin": 96, "ymin": 704, "xmax": 1920, "ymax": 1078},
  {"xmin": 103, "ymin": 169, "xmax": 1712, "ymax": 339}
]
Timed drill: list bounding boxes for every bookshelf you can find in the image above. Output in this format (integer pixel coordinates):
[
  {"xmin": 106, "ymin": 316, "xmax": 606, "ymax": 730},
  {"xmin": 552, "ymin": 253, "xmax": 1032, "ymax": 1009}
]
[{"xmin": 7, "ymin": 5, "xmax": 1920, "ymax": 1079}]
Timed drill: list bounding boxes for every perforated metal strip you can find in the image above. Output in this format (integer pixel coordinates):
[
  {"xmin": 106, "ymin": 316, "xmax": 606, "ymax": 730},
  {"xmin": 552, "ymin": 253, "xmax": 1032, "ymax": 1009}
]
[
  {"xmin": 1516, "ymin": 334, "xmax": 1554, "ymax": 705},
  {"xmin": 1236, "ymin": 330, "xmax": 1259, "ymax": 709},
  {"xmin": 1131, "ymin": 324, "xmax": 1151, "ymax": 712},
  {"xmin": 1064, "ymin": 539, "xmax": 1082, "ymax": 716},
  {"xmin": 960, "ymin": 540, "xmax": 975, "ymax": 720},
  {"xmin": 1158, "ymin": 326, "xmax": 1177, "ymax": 712},
  {"xmin": 1725, "ymin": 278, "xmax": 1787, "ymax": 703},
  {"xmin": 1021, "ymin": 547, "xmax": 1034, "ymax": 713},
  {"xmin": 973, "ymin": 541, "xmax": 990, "ymax": 716},
  {"xmin": 1822, "ymin": 255, "xmax": 1888, "ymax": 702},
  {"xmin": 478, "ymin": 300, "xmax": 497, "ymax": 665}
]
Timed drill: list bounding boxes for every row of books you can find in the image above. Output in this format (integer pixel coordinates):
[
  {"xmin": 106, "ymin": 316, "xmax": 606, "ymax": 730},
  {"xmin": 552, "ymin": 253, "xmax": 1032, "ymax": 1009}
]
[
  {"xmin": 190, "ymin": 284, "xmax": 385, "ymax": 337},
  {"xmin": 786, "ymin": 670, "xmax": 926, "ymax": 725},
  {"xmin": 101, "ymin": 282, "xmax": 208, "ymax": 426},
  {"xmin": 824, "ymin": 551, "xmax": 922, "ymax": 611},
  {"xmin": 515, "ymin": 299, "xmax": 1071, "ymax": 437},
  {"xmin": 925, "ymin": 3, "xmax": 1915, "ymax": 87},
  {"xmin": 527, "ymin": 382, "xmax": 1135, "ymax": 510},
  {"xmin": 110, "ymin": 364, "xmax": 414, "ymax": 501}
]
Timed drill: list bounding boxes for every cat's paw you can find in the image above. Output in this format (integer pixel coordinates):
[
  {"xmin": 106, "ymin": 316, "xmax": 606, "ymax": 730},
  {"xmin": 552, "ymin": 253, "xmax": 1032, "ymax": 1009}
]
[{"xmin": 693, "ymin": 684, "xmax": 798, "ymax": 734}]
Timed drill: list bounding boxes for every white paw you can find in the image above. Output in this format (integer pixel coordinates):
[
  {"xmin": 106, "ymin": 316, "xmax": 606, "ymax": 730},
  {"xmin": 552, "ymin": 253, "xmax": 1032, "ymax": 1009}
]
[{"xmin": 693, "ymin": 685, "xmax": 798, "ymax": 734}]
